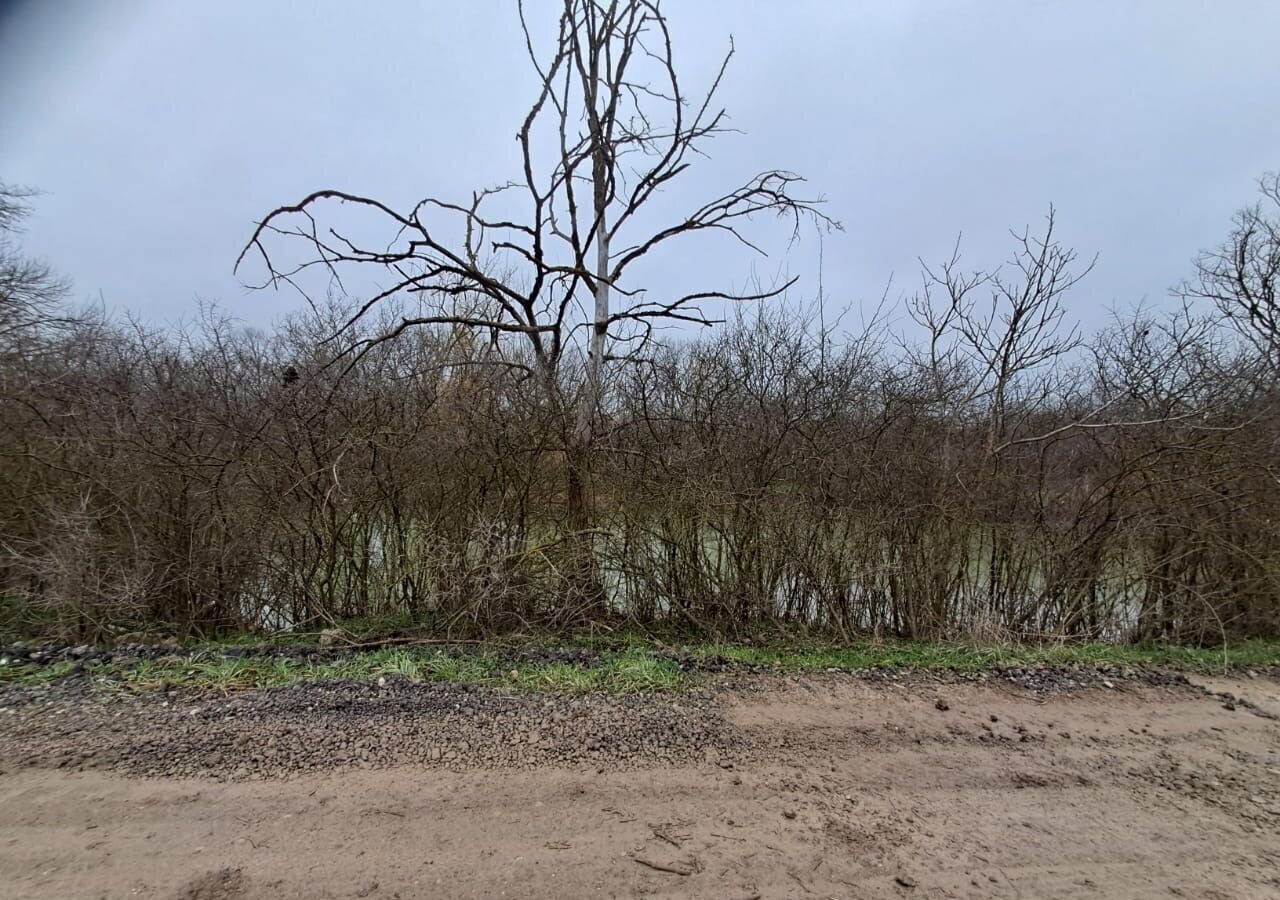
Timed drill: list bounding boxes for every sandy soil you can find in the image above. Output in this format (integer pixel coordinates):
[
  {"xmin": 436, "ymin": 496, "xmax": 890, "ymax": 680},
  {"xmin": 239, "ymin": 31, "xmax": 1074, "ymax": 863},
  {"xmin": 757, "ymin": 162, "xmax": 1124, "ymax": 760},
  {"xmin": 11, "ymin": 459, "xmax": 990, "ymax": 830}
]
[{"xmin": 1, "ymin": 673, "xmax": 1277, "ymax": 899}]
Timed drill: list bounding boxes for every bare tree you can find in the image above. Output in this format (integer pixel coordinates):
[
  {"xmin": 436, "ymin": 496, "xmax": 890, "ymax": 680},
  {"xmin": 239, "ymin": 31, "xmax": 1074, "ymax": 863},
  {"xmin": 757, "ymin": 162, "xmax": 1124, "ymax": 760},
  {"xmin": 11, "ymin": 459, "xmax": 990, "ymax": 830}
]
[
  {"xmin": 1, "ymin": 183, "xmax": 70, "ymax": 345},
  {"xmin": 908, "ymin": 209, "xmax": 1094, "ymax": 454},
  {"xmin": 236, "ymin": 0, "xmax": 835, "ymax": 548},
  {"xmin": 1183, "ymin": 172, "xmax": 1280, "ymax": 366}
]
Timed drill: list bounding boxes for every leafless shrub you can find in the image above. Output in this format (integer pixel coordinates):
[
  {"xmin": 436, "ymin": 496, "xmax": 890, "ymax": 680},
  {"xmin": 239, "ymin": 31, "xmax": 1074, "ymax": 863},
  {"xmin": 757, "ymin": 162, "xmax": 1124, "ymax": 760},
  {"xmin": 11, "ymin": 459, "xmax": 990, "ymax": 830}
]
[{"xmin": 2, "ymin": 62, "xmax": 1277, "ymax": 645}]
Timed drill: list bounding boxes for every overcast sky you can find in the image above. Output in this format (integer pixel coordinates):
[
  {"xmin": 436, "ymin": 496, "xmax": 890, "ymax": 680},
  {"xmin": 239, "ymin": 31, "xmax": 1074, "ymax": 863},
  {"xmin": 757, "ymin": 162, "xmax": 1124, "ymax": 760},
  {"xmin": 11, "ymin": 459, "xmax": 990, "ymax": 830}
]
[{"xmin": 1, "ymin": 0, "xmax": 1278, "ymax": 336}]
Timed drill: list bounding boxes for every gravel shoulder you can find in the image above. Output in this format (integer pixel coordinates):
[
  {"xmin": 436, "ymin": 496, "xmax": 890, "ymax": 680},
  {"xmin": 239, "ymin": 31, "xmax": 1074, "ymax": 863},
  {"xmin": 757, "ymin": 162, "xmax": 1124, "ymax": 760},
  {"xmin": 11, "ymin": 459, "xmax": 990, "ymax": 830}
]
[{"xmin": 1, "ymin": 670, "xmax": 1278, "ymax": 899}]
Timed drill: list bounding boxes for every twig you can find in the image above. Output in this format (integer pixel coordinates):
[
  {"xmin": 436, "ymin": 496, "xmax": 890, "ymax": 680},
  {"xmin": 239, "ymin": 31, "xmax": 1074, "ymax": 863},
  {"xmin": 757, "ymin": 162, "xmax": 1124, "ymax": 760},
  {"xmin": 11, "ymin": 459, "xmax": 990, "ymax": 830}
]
[
  {"xmin": 786, "ymin": 869, "xmax": 815, "ymax": 894},
  {"xmin": 653, "ymin": 829, "xmax": 682, "ymax": 848},
  {"xmin": 632, "ymin": 856, "xmax": 698, "ymax": 876}
]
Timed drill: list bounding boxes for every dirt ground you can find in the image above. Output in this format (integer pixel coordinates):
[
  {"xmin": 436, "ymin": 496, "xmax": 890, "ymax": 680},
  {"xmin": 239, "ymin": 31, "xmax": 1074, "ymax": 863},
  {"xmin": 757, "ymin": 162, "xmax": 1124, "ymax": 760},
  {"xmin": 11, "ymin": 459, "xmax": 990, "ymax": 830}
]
[{"xmin": 1, "ymin": 672, "xmax": 1277, "ymax": 899}]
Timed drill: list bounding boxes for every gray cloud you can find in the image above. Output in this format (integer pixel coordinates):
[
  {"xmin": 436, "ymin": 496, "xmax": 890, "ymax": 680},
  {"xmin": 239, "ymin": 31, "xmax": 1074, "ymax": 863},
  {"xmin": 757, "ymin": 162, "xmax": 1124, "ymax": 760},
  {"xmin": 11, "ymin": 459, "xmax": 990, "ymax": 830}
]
[{"xmin": 2, "ymin": 0, "xmax": 1278, "ymax": 332}]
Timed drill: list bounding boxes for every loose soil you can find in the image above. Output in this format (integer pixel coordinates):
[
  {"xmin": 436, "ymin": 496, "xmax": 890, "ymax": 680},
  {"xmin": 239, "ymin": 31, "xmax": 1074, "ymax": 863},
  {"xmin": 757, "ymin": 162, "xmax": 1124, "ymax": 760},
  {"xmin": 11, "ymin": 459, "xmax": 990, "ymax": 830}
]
[{"xmin": 1, "ymin": 669, "xmax": 1277, "ymax": 899}]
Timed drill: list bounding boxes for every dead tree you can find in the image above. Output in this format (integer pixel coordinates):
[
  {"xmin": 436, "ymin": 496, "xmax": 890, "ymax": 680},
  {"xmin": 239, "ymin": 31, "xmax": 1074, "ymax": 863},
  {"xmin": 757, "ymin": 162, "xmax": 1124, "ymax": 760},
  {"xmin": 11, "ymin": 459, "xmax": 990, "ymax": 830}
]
[
  {"xmin": 236, "ymin": 0, "xmax": 834, "ymax": 578},
  {"xmin": 1183, "ymin": 172, "xmax": 1280, "ymax": 367},
  {"xmin": 1, "ymin": 183, "xmax": 71, "ymax": 346},
  {"xmin": 908, "ymin": 208, "xmax": 1091, "ymax": 455}
]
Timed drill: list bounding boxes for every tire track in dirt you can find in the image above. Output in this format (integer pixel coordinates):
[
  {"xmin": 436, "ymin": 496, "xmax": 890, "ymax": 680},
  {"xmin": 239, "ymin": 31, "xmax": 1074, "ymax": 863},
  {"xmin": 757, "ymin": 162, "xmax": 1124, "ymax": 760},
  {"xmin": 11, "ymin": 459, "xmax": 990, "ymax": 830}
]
[{"xmin": 0, "ymin": 674, "xmax": 1276, "ymax": 898}]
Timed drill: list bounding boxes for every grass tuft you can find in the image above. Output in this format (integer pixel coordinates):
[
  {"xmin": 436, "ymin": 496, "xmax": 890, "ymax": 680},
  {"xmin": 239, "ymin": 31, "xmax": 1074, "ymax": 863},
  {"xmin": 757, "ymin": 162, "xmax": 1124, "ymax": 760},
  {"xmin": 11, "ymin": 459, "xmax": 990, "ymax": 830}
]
[
  {"xmin": 513, "ymin": 662, "xmax": 601, "ymax": 692},
  {"xmin": 0, "ymin": 659, "xmax": 77, "ymax": 684},
  {"xmin": 603, "ymin": 651, "xmax": 681, "ymax": 692}
]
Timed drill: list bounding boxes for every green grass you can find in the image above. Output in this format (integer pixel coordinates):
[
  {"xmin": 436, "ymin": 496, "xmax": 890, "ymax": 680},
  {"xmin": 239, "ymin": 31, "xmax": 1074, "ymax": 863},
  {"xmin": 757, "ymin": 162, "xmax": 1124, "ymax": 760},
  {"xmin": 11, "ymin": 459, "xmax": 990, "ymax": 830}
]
[
  {"xmin": 0, "ymin": 645, "xmax": 685, "ymax": 696},
  {"xmin": 605, "ymin": 651, "xmax": 683, "ymax": 691},
  {"xmin": 2, "ymin": 636, "xmax": 1275, "ymax": 695},
  {"xmin": 0, "ymin": 659, "xmax": 78, "ymax": 685},
  {"xmin": 111, "ymin": 656, "xmax": 315, "ymax": 692},
  {"xmin": 700, "ymin": 638, "xmax": 1280, "ymax": 674}
]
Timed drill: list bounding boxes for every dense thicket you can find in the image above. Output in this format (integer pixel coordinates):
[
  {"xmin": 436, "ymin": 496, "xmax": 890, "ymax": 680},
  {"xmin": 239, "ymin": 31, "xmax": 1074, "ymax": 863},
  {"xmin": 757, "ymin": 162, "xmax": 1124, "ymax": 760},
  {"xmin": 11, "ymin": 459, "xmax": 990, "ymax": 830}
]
[{"xmin": 2, "ymin": 182, "xmax": 1278, "ymax": 644}]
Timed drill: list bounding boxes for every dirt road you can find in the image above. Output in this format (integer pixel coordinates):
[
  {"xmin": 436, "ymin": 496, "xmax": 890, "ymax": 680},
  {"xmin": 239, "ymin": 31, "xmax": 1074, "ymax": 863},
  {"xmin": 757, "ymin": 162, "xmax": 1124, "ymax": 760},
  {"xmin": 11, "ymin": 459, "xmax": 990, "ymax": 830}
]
[{"xmin": 1, "ymin": 672, "xmax": 1277, "ymax": 899}]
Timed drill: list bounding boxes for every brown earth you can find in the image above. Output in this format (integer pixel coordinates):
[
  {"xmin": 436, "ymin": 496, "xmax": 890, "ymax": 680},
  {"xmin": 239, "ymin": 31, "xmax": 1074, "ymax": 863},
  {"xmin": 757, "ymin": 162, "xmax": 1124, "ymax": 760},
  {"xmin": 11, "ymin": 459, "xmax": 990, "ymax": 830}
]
[{"xmin": 1, "ymin": 672, "xmax": 1277, "ymax": 899}]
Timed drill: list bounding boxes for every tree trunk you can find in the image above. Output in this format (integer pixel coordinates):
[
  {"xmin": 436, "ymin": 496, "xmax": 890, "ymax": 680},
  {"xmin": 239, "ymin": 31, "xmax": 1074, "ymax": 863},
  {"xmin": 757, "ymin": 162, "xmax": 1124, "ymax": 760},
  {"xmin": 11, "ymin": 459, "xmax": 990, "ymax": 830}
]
[
  {"xmin": 557, "ymin": 54, "xmax": 613, "ymax": 616},
  {"xmin": 568, "ymin": 210, "xmax": 609, "ymax": 535},
  {"xmin": 560, "ymin": 47, "xmax": 613, "ymax": 613},
  {"xmin": 570, "ymin": 57, "xmax": 611, "ymax": 537},
  {"xmin": 566, "ymin": 438, "xmax": 591, "ymax": 534}
]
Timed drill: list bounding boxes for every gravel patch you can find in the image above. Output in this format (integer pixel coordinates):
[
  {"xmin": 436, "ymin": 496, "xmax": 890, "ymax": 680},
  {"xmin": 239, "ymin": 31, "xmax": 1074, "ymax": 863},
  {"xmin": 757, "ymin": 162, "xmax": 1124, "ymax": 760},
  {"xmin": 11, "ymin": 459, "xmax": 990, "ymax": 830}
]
[
  {"xmin": 1, "ymin": 655, "xmax": 1261, "ymax": 783},
  {"xmin": 0, "ymin": 676, "xmax": 732, "ymax": 780}
]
